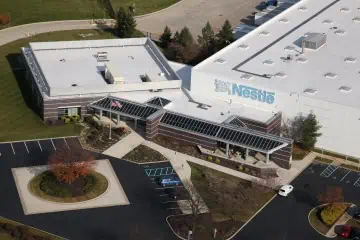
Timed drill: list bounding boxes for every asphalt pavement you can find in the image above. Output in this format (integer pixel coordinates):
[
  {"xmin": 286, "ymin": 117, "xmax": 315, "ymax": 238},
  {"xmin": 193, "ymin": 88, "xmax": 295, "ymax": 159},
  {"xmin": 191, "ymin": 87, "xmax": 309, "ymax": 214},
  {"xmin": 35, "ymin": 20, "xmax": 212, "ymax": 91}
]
[
  {"xmin": 234, "ymin": 161, "xmax": 360, "ymax": 240},
  {"xmin": 0, "ymin": 137, "xmax": 177, "ymax": 240}
]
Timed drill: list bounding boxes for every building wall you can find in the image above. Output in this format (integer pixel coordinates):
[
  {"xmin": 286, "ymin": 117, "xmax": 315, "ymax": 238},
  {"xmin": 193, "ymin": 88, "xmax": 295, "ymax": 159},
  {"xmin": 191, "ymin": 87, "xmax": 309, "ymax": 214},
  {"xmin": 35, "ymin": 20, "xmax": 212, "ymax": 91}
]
[
  {"xmin": 235, "ymin": 112, "xmax": 281, "ymax": 135},
  {"xmin": 270, "ymin": 144, "xmax": 292, "ymax": 169},
  {"xmin": 145, "ymin": 111, "xmax": 165, "ymax": 140},
  {"xmin": 43, "ymin": 96, "xmax": 103, "ymax": 120},
  {"xmin": 191, "ymin": 70, "xmax": 360, "ymax": 159}
]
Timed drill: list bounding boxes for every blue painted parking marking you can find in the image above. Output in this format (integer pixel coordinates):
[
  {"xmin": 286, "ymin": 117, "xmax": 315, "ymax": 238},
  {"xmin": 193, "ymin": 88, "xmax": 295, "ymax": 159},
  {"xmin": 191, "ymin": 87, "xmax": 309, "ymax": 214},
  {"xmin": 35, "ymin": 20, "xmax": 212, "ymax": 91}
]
[{"xmin": 145, "ymin": 167, "xmax": 176, "ymax": 177}]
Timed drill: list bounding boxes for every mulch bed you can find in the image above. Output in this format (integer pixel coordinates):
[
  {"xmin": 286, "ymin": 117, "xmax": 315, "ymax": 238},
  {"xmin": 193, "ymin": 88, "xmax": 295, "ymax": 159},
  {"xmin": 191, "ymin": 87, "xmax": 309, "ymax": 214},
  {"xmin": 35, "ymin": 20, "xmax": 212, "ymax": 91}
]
[
  {"xmin": 168, "ymin": 213, "xmax": 243, "ymax": 240},
  {"xmin": 123, "ymin": 145, "xmax": 168, "ymax": 163}
]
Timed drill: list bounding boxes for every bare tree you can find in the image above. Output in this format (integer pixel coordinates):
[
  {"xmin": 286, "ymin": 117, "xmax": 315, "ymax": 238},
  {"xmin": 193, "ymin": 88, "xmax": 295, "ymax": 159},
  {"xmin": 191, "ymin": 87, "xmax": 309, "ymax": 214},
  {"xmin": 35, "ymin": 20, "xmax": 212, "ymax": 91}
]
[
  {"xmin": 182, "ymin": 180, "xmax": 207, "ymax": 236},
  {"xmin": 318, "ymin": 186, "xmax": 344, "ymax": 208}
]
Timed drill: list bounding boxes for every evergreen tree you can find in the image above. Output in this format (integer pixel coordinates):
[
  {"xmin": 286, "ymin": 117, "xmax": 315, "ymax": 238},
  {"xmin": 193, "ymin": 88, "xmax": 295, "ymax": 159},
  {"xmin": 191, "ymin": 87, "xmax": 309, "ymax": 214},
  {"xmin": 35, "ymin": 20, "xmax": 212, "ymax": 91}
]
[
  {"xmin": 178, "ymin": 26, "xmax": 194, "ymax": 47},
  {"xmin": 173, "ymin": 31, "xmax": 180, "ymax": 43},
  {"xmin": 216, "ymin": 19, "xmax": 234, "ymax": 48},
  {"xmin": 301, "ymin": 112, "xmax": 322, "ymax": 150},
  {"xmin": 160, "ymin": 26, "xmax": 172, "ymax": 48},
  {"xmin": 116, "ymin": 7, "xmax": 137, "ymax": 38},
  {"xmin": 198, "ymin": 21, "xmax": 216, "ymax": 51}
]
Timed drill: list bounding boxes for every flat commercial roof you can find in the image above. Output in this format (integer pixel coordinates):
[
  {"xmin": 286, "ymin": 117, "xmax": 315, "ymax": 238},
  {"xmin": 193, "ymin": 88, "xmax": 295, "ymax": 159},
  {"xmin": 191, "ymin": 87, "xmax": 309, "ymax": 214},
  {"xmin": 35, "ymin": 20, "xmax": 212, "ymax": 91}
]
[
  {"xmin": 194, "ymin": 0, "xmax": 360, "ymax": 108},
  {"xmin": 25, "ymin": 38, "xmax": 179, "ymax": 97},
  {"xmin": 115, "ymin": 89, "xmax": 276, "ymax": 123}
]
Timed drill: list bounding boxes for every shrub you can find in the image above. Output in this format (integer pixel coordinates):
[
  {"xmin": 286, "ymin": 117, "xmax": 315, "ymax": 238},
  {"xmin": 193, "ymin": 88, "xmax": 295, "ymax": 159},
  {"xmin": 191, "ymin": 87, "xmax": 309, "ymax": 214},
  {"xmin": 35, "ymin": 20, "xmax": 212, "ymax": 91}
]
[
  {"xmin": 11, "ymin": 227, "xmax": 21, "ymax": 238},
  {"xmin": 238, "ymin": 165, "xmax": 244, "ymax": 171},
  {"xmin": 71, "ymin": 115, "xmax": 80, "ymax": 122},
  {"xmin": 207, "ymin": 156, "xmax": 213, "ymax": 161},
  {"xmin": 320, "ymin": 203, "xmax": 347, "ymax": 226},
  {"xmin": 0, "ymin": 14, "xmax": 10, "ymax": 25},
  {"xmin": 64, "ymin": 117, "xmax": 71, "ymax": 124},
  {"xmin": 215, "ymin": 158, "xmax": 221, "ymax": 164},
  {"xmin": 245, "ymin": 168, "xmax": 250, "ymax": 172}
]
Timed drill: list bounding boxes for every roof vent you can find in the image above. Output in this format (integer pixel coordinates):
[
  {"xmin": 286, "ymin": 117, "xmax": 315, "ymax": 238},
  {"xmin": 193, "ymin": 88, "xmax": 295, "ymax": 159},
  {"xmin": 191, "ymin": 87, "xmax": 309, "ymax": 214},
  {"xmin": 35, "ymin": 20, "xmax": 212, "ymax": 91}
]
[
  {"xmin": 215, "ymin": 58, "xmax": 226, "ymax": 64},
  {"xmin": 322, "ymin": 19, "xmax": 334, "ymax": 24},
  {"xmin": 279, "ymin": 18, "xmax": 289, "ymax": 23},
  {"xmin": 71, "ymin": 84, "xmax": 78, "ymax": 87},
  {"xmin": 340, "ymin": 7, "xmax": 350, "ymax": 12},
  {"xmin": 159, "ymin": 72, "xmax": 165, "ymax": 76},
  {"xmin": 284, "ymin": 45, "xmax": 295, "ymax": 51},
  {"xmin": 324, "ymin": 72, "xmax": 337, "ymax": 79},
  {"xmin": 241, "ymin": 74, "xmax": 253, "ymax": 80},
  {"xmin": 335, "ymin": 29, "xmax": 346, "ymax": 35},
  {"xmin": 275, "ymin": 72, "xmax": 287, "ymax": 78},
  {"xmin": 259, "ymin": 31, "xmax": 270, "ymax": 36},
  {"xmin": 238, "ymin": 44, "xmax": 249, "ymax": 50},
  {"xmin": 344, "ymin": 57, "xmax": 357, "ymax": 63},
  {"xmin": 296, "ymin": 57, "xmax": 308, "ymax": 63},
  {"xmin": 263, "ymin": 59, "xmax": 275, "ymax": 66},
  {"xmin": 339, "ymin": 86, "xmax": 352, "ymax": 92},
  {"xmin": 353, "ymin": 17, "xmax": 360, "ymax": 23},
  {"xmin": 304, "ymin": 88, "xmax": 317, "ymax": 94},
  {"xmin": 302, "ymin": 33, "xmax": 327, "ymax": 50},
  {"xmin": 298, "ymin": 6, "xmax": 308, "ymax": 11}
]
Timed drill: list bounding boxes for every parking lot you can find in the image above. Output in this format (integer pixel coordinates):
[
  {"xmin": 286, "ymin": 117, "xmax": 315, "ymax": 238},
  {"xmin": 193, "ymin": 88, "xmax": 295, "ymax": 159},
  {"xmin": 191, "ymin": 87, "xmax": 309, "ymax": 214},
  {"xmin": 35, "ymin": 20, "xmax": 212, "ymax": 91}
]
[
  {"xmin": 0, "ymin": 137, "xmax": 82, "ymax": 167},
  {"xmin": 143, "ymin": 163, "xmax": 189, "ymax": 215},
  {"xmin": 234, "ymin": 161, "xmax": 360, "ymax": 240},
  {"xmin": 318, "ymin": 162, "xmax": 360, "ymax": 187}
]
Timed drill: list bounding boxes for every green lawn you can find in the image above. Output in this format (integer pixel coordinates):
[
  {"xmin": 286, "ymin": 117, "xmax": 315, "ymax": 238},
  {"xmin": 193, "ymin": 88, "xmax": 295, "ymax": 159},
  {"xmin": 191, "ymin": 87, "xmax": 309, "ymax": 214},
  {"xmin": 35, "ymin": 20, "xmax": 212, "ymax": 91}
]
[
  {"xmin": 0, "ymin": 29, "xmax": 119, "ymax": 142},
  {"xmin": 0, "ymin": 0, "xmax": 179, "ymax": 28}
]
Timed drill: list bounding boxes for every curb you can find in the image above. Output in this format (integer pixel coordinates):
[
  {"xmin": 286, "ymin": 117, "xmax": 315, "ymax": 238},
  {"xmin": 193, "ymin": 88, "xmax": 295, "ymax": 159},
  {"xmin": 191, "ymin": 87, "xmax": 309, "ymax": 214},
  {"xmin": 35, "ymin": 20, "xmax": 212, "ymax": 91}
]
[{"xmin": 166, "ymin": 214, "xmax": 187, "ymax": 240}]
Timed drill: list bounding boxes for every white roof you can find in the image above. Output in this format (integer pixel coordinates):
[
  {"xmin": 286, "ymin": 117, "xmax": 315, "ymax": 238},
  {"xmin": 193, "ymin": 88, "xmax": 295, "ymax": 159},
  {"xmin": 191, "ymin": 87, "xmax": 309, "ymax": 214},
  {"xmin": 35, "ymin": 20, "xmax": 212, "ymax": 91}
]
[
  {"xmin": 194, "ymin": 0, "xmax": 360, "ymax": 109},
  {"xmin": 115, "ymin": 89, "xmax": 276, "ymax": 123},
  {"xmin": 27, "ymin": 38, "xmax": 179, "ymax": 97}
]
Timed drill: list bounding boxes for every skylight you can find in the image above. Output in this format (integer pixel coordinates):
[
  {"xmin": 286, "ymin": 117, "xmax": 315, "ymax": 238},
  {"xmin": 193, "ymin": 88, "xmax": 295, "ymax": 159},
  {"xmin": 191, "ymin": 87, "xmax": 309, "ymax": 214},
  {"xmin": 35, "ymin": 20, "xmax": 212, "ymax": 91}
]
[
  {"xmin": 344, "ymin": 57, "xmax": 357, "ymax": 63},
  {"xmin": 284, "ymin": 46, "xmax": 295, "ymax": 51},
  {"xmin": 353, "ymin": 17, "xmax": 360, "ymax": 23},
  {"xmin": 263, "ymin": 59, "xmax": 275, "ymax": 66},
  {"xmin": 238, "ymin": 44, "xmax": 249, "ymax": 50},
  {"xmin": 324, "ymin": 72, "xmax": 337, "ymax": 79},
  {"xmin": 279, "ymin": 18, "xmax": 289, "ymax": 23},
  {"xmin": 241, "ymin": 74, "xmax": 253, "ymax": 80},
  {"xmin": 339, "ymin": 86, "xmax": 352, "ymax": 92},
  {"xmin": 335, "ymin": 29, "xmax": 346, "ymax": 35},
  {"xmin": 298, "ymin": 6, "xmax": 308, "ymax": 11},
  {"xmin": 275, "ymin": 72, "xmax": 287, "ymax": 78},
  {"xmin": 304, "ymin": 88, "xmax": 317, "ymax": 94},
  {"xmin": 259, "ymin": 31, "xmax": 270, "ymax": 36},
  {"xmin": 322, "ymin": 19, "xmax": 333, "ymax": 24},
  {"xmin": 340, "ymin": 7, "xmax": 350, "ymax": 12},
  {"xmin": 296, "ymin": 57, "xmax": 308, "ymax": 63},
  {"xmin": 215, "ymin": 58, "xmax": 226, "ymax": 64}
]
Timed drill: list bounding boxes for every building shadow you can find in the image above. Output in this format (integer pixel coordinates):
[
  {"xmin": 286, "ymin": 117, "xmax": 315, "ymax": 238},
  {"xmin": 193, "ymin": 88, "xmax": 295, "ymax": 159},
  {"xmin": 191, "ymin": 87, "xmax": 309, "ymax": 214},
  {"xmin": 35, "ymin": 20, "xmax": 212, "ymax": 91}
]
[{"xmin": 6, "ymin": 53, "xmax": 41, "ymax": 116}]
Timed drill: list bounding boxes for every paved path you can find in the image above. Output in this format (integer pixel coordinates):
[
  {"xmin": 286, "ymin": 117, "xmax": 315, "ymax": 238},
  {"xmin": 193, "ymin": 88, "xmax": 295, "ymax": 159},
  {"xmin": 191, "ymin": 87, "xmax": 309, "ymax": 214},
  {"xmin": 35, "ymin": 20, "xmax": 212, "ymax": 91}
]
[
  {"xmin": 136, "ymin": 0, "xmax": 259, "ymax": 37},
  {"xmin": 102, "ymin": 130, "xmax": 144, "ymax": 158},
  {"xmin": 313, "ymin": 152, "xmax": 360, "ymax": 168}
]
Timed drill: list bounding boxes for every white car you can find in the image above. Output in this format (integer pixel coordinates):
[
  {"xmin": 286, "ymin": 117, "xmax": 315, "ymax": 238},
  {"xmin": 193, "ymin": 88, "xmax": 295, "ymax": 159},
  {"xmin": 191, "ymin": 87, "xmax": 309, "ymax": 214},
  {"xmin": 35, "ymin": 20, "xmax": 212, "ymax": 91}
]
[{"xmin": 278, "ymin": 185, "xmax": 294, "ymax": 197}]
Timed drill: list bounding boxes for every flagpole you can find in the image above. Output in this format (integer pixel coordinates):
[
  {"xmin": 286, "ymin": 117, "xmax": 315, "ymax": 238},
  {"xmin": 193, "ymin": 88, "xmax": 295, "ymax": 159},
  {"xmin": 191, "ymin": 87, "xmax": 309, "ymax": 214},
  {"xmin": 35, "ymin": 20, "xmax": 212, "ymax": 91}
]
[{"xmin": 109, "ymin": 100, "xmax": 112, "ymax": 140}]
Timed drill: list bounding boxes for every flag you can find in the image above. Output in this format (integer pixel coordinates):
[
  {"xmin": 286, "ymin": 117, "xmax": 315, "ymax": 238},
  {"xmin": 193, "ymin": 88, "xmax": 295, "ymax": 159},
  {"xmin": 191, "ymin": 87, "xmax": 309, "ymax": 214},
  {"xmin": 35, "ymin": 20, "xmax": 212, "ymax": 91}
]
[{"xmin": 111, "ymin": 100, "xmax": 122, "ymax": 108}]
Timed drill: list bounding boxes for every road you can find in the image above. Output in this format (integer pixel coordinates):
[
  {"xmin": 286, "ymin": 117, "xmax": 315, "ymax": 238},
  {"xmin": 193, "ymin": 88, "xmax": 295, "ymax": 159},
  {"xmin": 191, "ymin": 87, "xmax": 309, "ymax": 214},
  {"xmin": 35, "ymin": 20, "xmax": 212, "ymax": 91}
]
[{"xmin": 234, "ymin": 162, "xmax": 360, "ymax": 240}]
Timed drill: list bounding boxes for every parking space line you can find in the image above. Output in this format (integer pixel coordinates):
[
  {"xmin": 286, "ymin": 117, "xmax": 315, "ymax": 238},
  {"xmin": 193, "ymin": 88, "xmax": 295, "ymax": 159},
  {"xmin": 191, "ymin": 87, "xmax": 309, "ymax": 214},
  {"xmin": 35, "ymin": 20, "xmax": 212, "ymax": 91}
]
[
  {"xmin": 50, "ymin": 139, "xmax": 56, "ymax": 151},
  {"xmin": 166, "ymin": 207, "xmax": 180, "ymax": 210},
  {"xmin": 320, "ymin": 164, "xmax": 338, "ymax": 178},
  {"xmin": 156, "ymin": 186, "xmax": 184, "ymax": 190},
  {"xmin": 23, "ymin": 142, "xmax": 29, "ymax": 154},
  {"xmin": 159, "ymin": 194, "xmax": 169, "ymax": 197},
  {"xmin": 340, "ymin": 170, "xmax": 351, "ymax": 182},
  {"xmin": 63, "ymin": 138, "xmax": 70, "ymax": 149},
  {"xmin": 37, "ymin": 141, "xmax": 43, "ymax": 152},
  {"xmin": 354, "ymin": 177, "xmax": 360, "ymax": 187},
  {"xmin": 10, "ymin": 143, "xmax": 15, "ymax": 155},
  {"xmin": 162, "ymin": 201, "xmax": 178, "ymax": 203}
]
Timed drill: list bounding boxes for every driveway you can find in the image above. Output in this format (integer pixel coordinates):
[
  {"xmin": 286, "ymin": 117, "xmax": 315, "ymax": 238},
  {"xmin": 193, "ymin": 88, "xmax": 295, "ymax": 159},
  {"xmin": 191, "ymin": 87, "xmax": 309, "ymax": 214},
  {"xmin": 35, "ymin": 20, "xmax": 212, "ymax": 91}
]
[
  {"xmin": 0, "ymin": 137, "xmax": 177, "ymax": 240},
  {"xmin": 136, "ymin": 0, "xmax": 260, "ymax": 37},
  {"xmin": 233, "ymin": 162, "xmax": 360, "ymax": 240}
]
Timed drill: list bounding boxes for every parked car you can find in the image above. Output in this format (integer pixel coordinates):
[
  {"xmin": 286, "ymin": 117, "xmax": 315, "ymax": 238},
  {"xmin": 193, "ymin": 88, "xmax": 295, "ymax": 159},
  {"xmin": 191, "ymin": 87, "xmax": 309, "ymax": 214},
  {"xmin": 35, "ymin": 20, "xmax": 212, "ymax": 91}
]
[
  {"xmin": 353, "ymin": 208, "xmax": 360, "ymax": 220},
  {"xmin": 278, "ymin": 185, "xmax": 294, "ymax": 197},
  {"xmin": 158, "ymin": 176, "xmax": 181, "ymax": 187},
  {"xmin": 337, "ymin": 225, "xmax": 360, "ymax": 239}
]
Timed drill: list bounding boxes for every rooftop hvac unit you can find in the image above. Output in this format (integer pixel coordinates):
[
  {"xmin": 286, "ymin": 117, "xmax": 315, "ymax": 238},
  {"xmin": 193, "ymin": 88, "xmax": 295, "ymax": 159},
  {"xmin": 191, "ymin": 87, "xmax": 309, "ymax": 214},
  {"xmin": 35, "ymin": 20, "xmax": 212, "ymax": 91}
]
[{"xmin": 302, "ymin": 33, "xmax": 327, "ymax": 51}]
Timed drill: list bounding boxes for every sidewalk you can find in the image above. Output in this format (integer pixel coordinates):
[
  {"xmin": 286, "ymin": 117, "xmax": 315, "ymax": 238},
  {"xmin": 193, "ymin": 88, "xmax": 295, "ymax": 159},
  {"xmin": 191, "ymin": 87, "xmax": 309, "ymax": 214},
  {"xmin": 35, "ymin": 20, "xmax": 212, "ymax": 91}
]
[
  {"xmin": 326, "ymin": 204, "xmax": 356, "ymax": 237},
  {"xmin": 313, "ymin": 152, "xmax": 360, "ymax": 168},
  {"xmin": 102, "ymin": 130, "xmax": 144, "ymax": 158}
]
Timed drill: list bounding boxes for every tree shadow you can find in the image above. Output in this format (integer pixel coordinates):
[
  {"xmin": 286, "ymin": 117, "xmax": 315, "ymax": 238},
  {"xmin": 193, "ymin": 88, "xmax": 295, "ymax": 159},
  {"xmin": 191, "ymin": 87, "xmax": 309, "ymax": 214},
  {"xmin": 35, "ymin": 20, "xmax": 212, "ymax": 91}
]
[{"xmin": 292, "ymin": 188, "xmax": 320, "ymax": 207}]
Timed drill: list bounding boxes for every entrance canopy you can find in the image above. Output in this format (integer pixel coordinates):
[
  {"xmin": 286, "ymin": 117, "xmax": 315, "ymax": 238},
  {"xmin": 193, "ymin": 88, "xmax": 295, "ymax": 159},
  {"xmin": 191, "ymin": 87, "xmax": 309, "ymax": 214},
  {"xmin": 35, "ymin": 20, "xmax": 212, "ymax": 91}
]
[{"xmin": 88, "ymin": 96, "xmax": 292, "ymax": 154}]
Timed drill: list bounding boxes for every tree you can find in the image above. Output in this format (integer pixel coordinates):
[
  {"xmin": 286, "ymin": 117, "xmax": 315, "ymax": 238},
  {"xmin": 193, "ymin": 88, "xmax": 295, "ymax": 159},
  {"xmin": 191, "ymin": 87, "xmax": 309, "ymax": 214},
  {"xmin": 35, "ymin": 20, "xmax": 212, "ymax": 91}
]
[
  {"xmin": 198, "ymin": 22, "xmax": 216, "ymax": 51},
  {"xmin": 318, "ymin": 186, "xmax": 344, "ymax": 206},
  {"xmin": 165, "ymin": 42, "xmax": 185, "ymax": 63},
  {"xmin": 182, "ymin": 180, "xmax": 207, "ymax": 235},
  {"xmin": 160, "ymin": 26, "xmax": 172, "ymax": 48},
  {"xmin": 177, "ymin": 26, "xmax": 194, "ymax": 47},
  {"xmin": 216, "ymin": 19, "xmax": 234, "ymax": 49},
  {"xmin": 318, "ymin": 186, "xmax": 345, "ymax": 225},
  {"xmin": 116, "ymin": 7, "xmax": 137, "ymax": 38},
  {"xmin": 173, "ymin": 31, "xmax": 180, "ymax": 43},
  {"xmin": 302, "ymin": 112, "xmax": 322, "ymax": 150},
  {"xmin": 284, "ymin": 112, "xmax": 321, "ymax": 150},
  {"xmin": 48, "ymin": 145, "xmax": 95, "ymax": 184}
]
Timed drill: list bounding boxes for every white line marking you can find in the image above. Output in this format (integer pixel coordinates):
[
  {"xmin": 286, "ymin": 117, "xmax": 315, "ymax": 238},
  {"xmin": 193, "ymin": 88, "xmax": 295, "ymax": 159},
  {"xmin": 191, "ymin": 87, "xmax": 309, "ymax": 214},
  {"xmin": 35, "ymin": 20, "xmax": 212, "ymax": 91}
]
[
  {"xmin": 10, "ymin": 143, "xmax": 15, "ymax": 155},
  {"xmin": 63, "ymin": 138, "xmax": 70, "ymax": 149},
  {"xmin": 156, "ymin": 186, "xmax": 183, "ymax": 190},
  {"xmin": 166, "ymin": 207, "xmax": 180, "ymax": 210},
  {"xmin": 162, "ymin": 201, "xmax": 178, "ymax": 203},
  {"xmin": 159, "ymin": 194, "xmax": 169, "ymax": 197},
  {"xmin": 50, "ymin": 139, "xmax": 56, "ymax": 151},
  {"xmin": 340, "ymin": 170, "xmax": 351, "ymax": 182},
  {"xmin": 77, "ymin": 137, "xmax": 84, "ymax": 149},
  {"xmin": 23, "ymin": 142, "xmax": 29, "ymax": 154},
  {"xmin": 0, "ymin": 135, "xmax": 79, "ymax": 144},
  {"xmin": 37, "ymin": 141, "xmax": 43, "ymax": 152}
]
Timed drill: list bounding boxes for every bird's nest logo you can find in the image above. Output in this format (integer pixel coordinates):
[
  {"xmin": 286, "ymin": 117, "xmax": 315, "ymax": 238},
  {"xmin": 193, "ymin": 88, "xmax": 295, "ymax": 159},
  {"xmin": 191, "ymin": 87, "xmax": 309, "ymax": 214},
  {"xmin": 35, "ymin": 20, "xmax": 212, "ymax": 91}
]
[{"xmin": 214, "ymin": 79, "xmax": 231, "ymax": 94}]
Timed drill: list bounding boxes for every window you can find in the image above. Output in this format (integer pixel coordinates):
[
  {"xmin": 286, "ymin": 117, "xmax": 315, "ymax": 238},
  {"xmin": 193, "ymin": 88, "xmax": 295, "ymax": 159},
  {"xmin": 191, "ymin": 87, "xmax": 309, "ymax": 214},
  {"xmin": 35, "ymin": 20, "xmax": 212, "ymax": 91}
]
[{"xmin": 58, "ymin": 107, "xmax": 80, "ymax": 119}]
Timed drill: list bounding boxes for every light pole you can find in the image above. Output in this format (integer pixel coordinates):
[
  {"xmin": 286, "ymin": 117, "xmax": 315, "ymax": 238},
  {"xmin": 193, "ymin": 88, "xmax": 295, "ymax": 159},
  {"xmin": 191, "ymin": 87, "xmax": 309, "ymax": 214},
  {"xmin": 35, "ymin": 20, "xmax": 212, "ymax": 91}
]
[{"xmin": 187, "ymin": 230, "xmax": 192, "ymax": 240}]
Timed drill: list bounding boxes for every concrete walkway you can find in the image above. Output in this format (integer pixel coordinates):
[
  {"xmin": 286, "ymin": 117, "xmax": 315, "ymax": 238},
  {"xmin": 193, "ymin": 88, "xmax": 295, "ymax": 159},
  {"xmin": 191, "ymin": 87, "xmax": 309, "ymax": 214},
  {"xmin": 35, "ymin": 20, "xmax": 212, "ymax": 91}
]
[
  {"xmin": 102, "ymin": 130, "xmax": 144, "ymax": 158},
  {"xmin": 313, "ymin": 152, "xmax": 360, "ymax": 168},
  {"xmin": 326, "ymin": 204, "xmax": 356, "ymax": 238}
]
